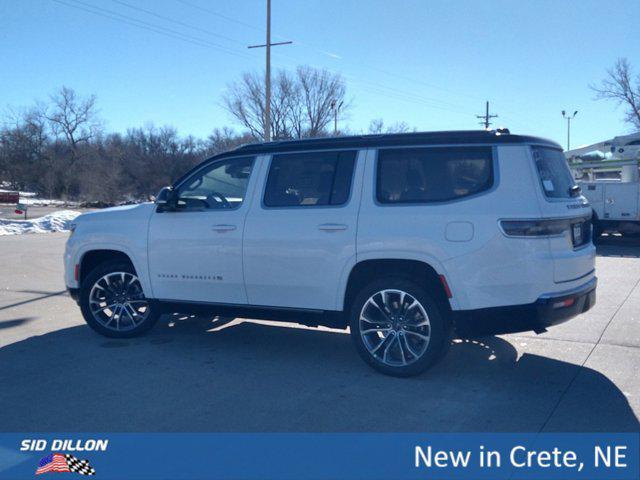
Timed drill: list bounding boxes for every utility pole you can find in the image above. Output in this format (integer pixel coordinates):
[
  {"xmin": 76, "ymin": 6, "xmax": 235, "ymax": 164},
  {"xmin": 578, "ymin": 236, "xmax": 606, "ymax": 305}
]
[
  {"xmin": 248, "ymin": 0, "xmax": 292, "ymax": 142},
  {"xmin": 331, "ymin": 99, "xmax": 344, "ymax": 135},
  {"xmin": 476, "ymin": 101, "xmax": 498, "ymax": 129},
  {"xmin": 561, "ymin": 110, "xmax": 578, "ymax": 151}
]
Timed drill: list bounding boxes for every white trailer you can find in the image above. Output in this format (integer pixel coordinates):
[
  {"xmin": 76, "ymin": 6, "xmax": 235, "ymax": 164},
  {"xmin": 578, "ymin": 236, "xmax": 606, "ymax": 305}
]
[{"xmin": 570, "ymin": 159, "xmax": 640, "ymax": 237}]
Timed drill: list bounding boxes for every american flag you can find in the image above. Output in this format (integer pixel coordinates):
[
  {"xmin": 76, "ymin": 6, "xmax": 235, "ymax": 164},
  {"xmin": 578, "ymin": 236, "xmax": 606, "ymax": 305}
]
[
  {"xmin": 35, "ymin": 453, "xmax": 96, "ymax": 476},
  {"xmin": 35, "ymin": 454, "xmax": 70, "ymax": 475}
]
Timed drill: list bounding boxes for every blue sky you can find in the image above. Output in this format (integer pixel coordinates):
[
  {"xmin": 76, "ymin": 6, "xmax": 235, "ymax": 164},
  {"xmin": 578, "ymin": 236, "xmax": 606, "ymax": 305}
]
[{"xmin": 1, "ymin": 0, "xmax": 639, "ymax": 148}]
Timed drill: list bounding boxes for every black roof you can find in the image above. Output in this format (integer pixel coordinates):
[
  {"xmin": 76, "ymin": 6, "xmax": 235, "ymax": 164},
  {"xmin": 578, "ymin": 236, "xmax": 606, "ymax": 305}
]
[
  {"xmin": 229, "ymin": 129, "xmax": 561, "ymax": 155},
  {"xmin": 172, "ymin": 130, "xmax": 560, "ymax": 187}
]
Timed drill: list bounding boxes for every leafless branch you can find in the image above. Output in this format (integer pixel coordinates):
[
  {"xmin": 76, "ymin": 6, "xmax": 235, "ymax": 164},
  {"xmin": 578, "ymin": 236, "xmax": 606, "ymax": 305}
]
[{"xmin": 591, "ymin": 58, "xmax": 640, "ymax": 130}]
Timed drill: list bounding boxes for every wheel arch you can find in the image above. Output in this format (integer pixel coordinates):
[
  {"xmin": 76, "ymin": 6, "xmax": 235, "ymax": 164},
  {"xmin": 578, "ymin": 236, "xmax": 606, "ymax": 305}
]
[
  {"xmin": 343, "ymin": 259, "xmax": 453, "ymax": 315},
  {"xmin": 79, "ymin": 249, "xmax": 135, "ymax": 284}
]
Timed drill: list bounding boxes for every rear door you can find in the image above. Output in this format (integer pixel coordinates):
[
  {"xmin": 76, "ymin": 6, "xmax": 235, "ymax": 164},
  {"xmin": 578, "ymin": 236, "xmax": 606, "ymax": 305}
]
[
  {"xmin": 243, "ymin": 149, "xmax": 363, "ymax": 310},
  {"xmin": 530, "ymin": 146, "xmax": 595, "ymax": 283}
]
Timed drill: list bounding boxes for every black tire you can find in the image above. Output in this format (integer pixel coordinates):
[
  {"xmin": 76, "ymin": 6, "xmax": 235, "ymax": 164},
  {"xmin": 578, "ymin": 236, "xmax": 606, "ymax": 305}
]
[
  {"xmin": 591, "ymin": 211, "xmax": 603, "ymax": 243},
  {"xmin": 349, "ymin": 277, "xmax": 450, "ymax": 377},
  {"xmin": 592, "ymin": 221, "xmax": 603, "ymax": 242},
  {"xmin": 79, "ymin": 260, "xmax": 160, "ymax": 338}
]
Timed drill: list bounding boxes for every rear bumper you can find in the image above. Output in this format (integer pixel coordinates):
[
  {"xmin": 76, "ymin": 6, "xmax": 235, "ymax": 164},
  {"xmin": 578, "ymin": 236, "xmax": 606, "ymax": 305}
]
[
  {"xmin": 454, "ymin": 277, "xmax": 597, "ymax": 335},
  {"xmin": 535, "ymin": 277, "xmax": 597, "ymax": 326}
]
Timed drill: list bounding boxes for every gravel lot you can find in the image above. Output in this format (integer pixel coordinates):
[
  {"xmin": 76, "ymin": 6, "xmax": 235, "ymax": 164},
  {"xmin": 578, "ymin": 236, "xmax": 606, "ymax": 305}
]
[{"xmin": 0, "ymin": 232, "xmax": 638, "ymax": 432}]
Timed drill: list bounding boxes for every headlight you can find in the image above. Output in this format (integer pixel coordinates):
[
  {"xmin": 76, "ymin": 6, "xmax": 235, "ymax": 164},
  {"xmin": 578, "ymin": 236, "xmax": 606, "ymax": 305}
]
[{"xmin": 68, "ymin": 222, "xmax": 77, "ymax": 236}]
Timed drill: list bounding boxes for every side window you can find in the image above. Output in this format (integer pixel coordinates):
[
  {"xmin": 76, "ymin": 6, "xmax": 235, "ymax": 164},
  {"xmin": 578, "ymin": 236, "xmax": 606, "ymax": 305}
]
[
  {"xmin": 177, "ymin": 157, "xmax": 254, "ymax": 210},
  {"xmin": 376, "ymin": 147, "xmax": 493, "ymax": 204},
  {"xmin": 264, "ymin": 151, "xmax": 356, "ymax": 207}
]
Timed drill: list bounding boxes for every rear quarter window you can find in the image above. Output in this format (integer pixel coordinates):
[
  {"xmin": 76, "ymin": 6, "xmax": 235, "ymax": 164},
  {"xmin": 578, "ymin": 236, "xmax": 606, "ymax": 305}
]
[
  {"xmin": 376, "ymin": 147, "xmax": 494, "ymax": 204},
  {"xmin": 532, "ymin": 147, "xmax": 576, "ymax": 199}
]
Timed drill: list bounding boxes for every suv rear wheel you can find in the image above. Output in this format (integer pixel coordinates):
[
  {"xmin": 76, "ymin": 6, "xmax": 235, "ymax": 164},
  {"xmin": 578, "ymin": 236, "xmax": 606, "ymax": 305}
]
[
  {"xmin": 349, "ymin": 277, "xmax": 449, "ymax": 377},
  {"xmin": 79, "ymin": 260, "xmax": 160, "ymax": 338}
]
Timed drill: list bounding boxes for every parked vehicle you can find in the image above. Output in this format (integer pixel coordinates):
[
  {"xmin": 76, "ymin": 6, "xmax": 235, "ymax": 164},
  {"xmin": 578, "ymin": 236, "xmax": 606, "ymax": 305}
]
[
  {"xmin": 608, "ymin": 133, "xmax": 640, "ymax": 161},
  {"xmin": 64, "ymin": 130, "xmax": 596, "ymax": 376},
  {"xmin": 571, "ymin": 159, "xmax": 640, "ymax": 238}
]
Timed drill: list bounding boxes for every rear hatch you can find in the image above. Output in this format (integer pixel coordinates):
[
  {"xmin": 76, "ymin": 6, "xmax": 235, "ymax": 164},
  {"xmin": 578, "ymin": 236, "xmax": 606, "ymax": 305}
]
[{"xmin": 531, "ymin": 146, "xmax": 595, "ymax": 283}]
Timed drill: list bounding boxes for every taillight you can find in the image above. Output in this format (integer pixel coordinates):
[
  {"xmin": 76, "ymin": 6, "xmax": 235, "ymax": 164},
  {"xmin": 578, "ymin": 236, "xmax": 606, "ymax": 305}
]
[{"xmin": 500, "ymin": 219, "xmax": 570, "ymax": 237}]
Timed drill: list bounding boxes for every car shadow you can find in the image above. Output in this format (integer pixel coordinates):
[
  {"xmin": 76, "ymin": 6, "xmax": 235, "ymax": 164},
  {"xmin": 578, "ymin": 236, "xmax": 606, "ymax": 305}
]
[
  {"xmin": 0, "ymin": 317, "xmax": 34, "ymax": 330},
  {"xmin": 596, "ymin": 234, "xmax": 640, "ymax": 258},
  {"xmin": 0, "ymin": 315, "xmax": 637, "ymax": 433}
]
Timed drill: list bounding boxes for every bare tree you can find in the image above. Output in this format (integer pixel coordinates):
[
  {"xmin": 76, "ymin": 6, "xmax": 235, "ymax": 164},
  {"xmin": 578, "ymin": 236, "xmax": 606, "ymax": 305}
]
[
  {"xmin": 222, "ymin": 66, "xmax": 349, "ymax": 140},
  {"xmin": 206, "ymin": 127, "xmax": 253, "ymax": 155},
  {"xmin": 40, "ymin": 86, "xmax": 102, "ymax": 163},
  {"xmin": 296, "ymin": 66, "xmax": 347, "ymax": 137},
  {"xmin": 222, "ymin": 72, "xmax": 266, "ymax": 140},
  {"xmin": 368, "ymin": 118, "xmax": 414, "ymax": 134},
  {"xmin": 592, "ymin": 58, "xmax": 640, "ymax": 130}
]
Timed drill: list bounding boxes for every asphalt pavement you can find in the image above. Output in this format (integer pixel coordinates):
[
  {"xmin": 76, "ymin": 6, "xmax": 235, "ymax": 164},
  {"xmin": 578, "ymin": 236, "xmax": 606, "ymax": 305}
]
[{"xmin": 0, "ymin": 232, "xmax": 638, "ymax": 432}]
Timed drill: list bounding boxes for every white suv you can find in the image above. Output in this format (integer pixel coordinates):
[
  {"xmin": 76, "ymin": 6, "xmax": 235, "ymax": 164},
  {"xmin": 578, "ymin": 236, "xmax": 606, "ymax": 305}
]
[{"xmin": 65, "ymin": 130, "xmax": 596, "ymax": 376}]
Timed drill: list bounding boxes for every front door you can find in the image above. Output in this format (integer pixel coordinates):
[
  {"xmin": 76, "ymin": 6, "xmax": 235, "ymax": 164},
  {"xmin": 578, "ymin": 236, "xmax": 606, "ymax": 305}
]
[
  {"xmin": 148, "ymin": 156, "xmax": 257, "ymax": 303},
  {"xmin": 243, "ymin": 149, "xmax": 363, "ymax": 310}
]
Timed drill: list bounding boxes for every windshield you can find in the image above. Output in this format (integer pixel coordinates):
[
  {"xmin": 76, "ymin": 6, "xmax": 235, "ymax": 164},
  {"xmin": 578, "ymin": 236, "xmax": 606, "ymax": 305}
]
[{"xmin": 532, "ymin": 146, "xmax": 576, "ymax": 199}]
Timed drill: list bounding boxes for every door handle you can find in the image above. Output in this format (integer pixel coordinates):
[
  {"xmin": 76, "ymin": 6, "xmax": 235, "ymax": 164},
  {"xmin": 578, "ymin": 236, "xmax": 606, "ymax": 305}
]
[
  {"xmin": 318, "ymin": 223, "xmax": 348, "ymax": 232},
  {"xmin": 212, "ymin": 224, "xmax": 237, "ymax": 232}
]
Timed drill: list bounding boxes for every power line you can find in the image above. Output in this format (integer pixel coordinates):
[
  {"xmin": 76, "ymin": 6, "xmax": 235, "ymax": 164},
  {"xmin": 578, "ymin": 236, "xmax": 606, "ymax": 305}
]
[
  {"xmin": 110, "ymin": 0, "xmax": 246, "ymax": 47},
  {"xmin": 52, "ymin": 0, "xmax": 255, "ymax": 60},
  {"xmin": 175, "ymin": 1, "xmax": 478, "ymax": 111},
  {"xmin": 171, "ymin": 0, "xmax": 532, "ymax": 126},
  {"xmin": 107, "ymin": 0, "xmax": 476, "ymax": 118},
  {"xmin": 54, "ymin": 0, "xmax": 541, "ymax": 131},
  {"xmin": 55, "ymin": 0, "xmax": 466, "ymax": 118},
  {"xmin": 176, "ymin": 0, "xmax": 269, "ymax": 34},
  {"xmin": 174, "ymin": 0, "xmax": 553, "ymax": 132}
]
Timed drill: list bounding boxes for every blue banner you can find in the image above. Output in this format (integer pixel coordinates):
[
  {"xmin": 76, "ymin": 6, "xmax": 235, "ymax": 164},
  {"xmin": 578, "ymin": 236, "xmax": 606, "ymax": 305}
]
[{"xmin": 0, "ymin": 433, "xmax": 637, "ymax": 479}]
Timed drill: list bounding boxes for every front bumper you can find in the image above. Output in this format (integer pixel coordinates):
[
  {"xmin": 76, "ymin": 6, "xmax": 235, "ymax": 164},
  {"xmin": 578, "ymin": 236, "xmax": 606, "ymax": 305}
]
[
  {"xmin": 67, "ymin": 287, "xmax": 80, "ymax": 304},
  {"xmin": 454, "ymin": 277, "xmax": 597, "ymax": 336}
]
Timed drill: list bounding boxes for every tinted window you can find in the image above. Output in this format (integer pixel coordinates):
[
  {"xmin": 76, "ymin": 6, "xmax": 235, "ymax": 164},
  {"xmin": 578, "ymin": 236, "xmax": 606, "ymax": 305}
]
[
  {"xmin": 376, "ymin": 147, "xmax": 493, "ymax": 203},
  {"xmin": 264, "ymin": 151, "xmax": 356, "ymax": 207},
  {"xmin": 532, "ymin": 147, "xmax": 576, "ymax": 199},
  {"xmin": 177, "ymin": 157, "xmax": 254, "ymax": 210}
]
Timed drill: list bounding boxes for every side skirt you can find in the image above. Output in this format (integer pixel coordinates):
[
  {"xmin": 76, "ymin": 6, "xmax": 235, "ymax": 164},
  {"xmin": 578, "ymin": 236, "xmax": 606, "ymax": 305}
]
[{"xmin": 156, "ymin": 299, "xmax": 347, "ymax": 329}]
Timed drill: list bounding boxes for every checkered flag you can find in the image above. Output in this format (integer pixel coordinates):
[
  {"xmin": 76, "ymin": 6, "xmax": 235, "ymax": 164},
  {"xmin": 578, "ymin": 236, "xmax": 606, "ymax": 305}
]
[{"xmin": 65, "ymin": 454, "xmax": 96, "ymax": 476}]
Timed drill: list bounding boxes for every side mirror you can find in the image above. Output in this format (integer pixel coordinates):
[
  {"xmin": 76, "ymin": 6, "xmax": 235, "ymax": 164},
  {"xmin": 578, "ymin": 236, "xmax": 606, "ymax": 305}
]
[
  {"xmin": 155, "ymin": 186, "xmax": 178, "ymax": 211},
  {"xmin": 569, "ymin": 185, "xmax": 582, "ymax": 198}
]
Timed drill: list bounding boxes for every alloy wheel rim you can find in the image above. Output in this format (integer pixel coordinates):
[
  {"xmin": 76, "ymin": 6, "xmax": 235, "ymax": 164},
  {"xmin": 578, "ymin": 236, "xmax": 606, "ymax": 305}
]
[
  {"xmin": 89, "ymin": 272, "xmax": 150, "ymax": 331},
  {"xmin": 359, "ymin": 289, "xmax": 431, "ymax": 367}
]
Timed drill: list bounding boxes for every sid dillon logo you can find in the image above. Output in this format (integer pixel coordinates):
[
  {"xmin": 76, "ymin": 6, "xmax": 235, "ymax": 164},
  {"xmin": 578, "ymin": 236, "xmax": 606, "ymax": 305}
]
[{"xmin": 21, "ymin": 439, "xmax": 107, "ymax": 476}]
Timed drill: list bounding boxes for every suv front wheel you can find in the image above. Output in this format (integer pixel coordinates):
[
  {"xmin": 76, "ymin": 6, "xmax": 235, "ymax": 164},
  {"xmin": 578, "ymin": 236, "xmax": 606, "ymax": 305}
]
[
  {"xmin": 79, "ymin": 260, "xmax": 160, "ymax": 338},
  {"xmin": 349, "ymin": 278, "xmax": 449, "ymax": 377}
]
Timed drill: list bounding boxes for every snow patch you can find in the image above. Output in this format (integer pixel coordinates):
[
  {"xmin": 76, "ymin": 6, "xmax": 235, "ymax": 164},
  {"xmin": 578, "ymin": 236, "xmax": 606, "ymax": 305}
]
[{"xmin": 0, "ymin": 210, "xmax": 81, "ymax": 236}]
